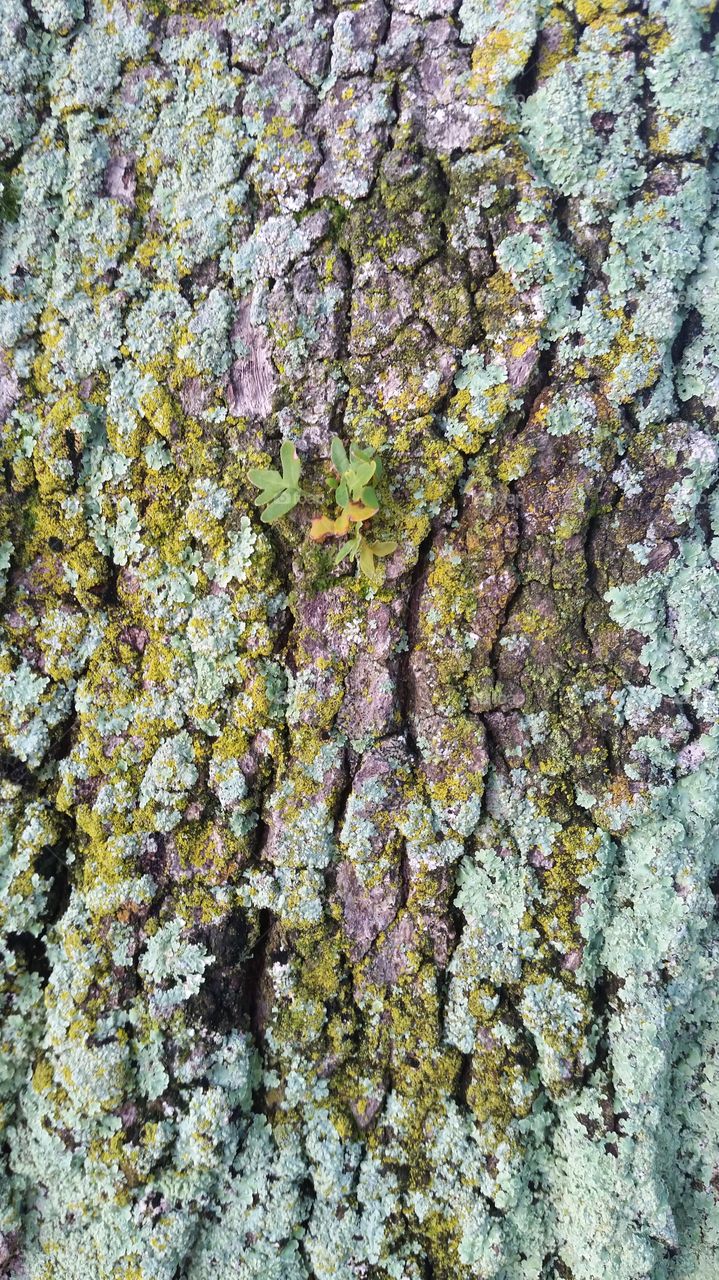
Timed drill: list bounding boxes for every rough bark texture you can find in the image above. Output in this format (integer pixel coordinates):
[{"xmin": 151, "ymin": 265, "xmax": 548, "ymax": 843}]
[{"xmin": 1, "ymin": 1, "xmax": 719, "ymax": 1277}]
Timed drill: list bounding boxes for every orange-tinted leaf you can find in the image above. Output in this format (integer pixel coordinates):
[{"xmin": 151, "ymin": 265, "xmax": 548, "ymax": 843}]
[
  {"xmin": 346, "ymin": 499, "xmax": 379, "ymax": 523},
  {"xmin": 309, "ymin": 510, "xmax": 351, "ymax": 541}
]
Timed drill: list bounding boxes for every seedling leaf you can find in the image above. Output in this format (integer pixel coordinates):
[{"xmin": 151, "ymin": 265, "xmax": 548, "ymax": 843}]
[
  {"xmin": 330, "ymin": 436, "xmax": 349, "ymax": 474},
  {"xmin": 310, "ymin": 510, "xmax": 351, "ymax": 541},
  {"xmin": 249, "ymin": 443, "xmax": 303, "ymax": 522},
  {"xmin": 248, "ymin": 467, "xmax": 285, "ymax": 496},
  {"xmin": 350, "ymin": 460, "xmax": 375, "ymax": 495},
  {"xmin": 359, "ymin": 539, "xmax": 377, "ymax": 579},
  {"xmin": 334, "ymin": 540, "xmax": 357, "ymax": 565},
  {"xmin": 350, "ymin": 444, "xmax": 375, "ymax": 463},
  {"xmin": 280, "ymin": 440, "xmax": 301, "ymax": 489},
  {"xmin": 260, "ymin": 492, "xmax": 297, "ymax": 523},
  {"xmin": 346, "ymin": 498, "xmax": 378, "ymax": 523}
]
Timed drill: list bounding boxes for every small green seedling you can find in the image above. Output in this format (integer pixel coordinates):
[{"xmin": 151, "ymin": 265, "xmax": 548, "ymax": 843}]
[
  {"xmin": 249, "ymin": 435, "xmax": 396, "ymax": 583},
  {"xmin": 334, "ymin": 530, "xmax": 397, "ymax": 584},
  {"xmin": 248, "ymin": 441, "xmax": 302, "ymax": 523},
  {"xmin": 329, "ymin": 437, "xmax": 381, "ymax": 512}
]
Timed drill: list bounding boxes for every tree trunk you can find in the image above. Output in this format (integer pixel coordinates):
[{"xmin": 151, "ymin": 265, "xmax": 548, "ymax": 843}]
[{"xmin": 1, "ymin": 1, "xmax": 718, "ymax": 1277}]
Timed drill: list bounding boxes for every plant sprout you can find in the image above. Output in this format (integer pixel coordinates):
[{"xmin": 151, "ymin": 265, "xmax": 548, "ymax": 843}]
[{"xmin": 249, "ymin": 436, "xmax": 397, "ymax": 582}]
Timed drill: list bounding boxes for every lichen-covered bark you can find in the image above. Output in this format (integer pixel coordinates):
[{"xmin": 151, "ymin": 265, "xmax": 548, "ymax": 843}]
[{"xmin": 1, "ymin": 0, "xmax": 719, "ymax": 1276}]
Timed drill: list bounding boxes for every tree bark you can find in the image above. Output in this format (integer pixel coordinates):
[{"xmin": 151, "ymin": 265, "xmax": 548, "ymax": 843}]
[{"xmin": 1, "ymin": 1, "xmax": 718, "ymax": 1277}]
